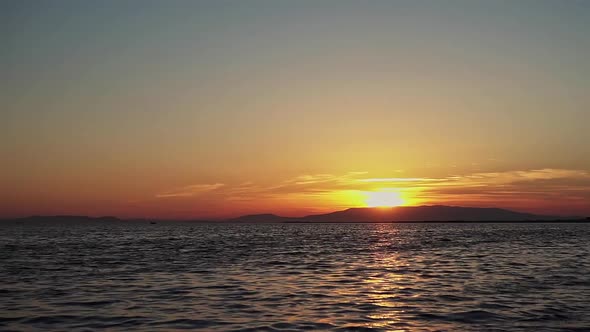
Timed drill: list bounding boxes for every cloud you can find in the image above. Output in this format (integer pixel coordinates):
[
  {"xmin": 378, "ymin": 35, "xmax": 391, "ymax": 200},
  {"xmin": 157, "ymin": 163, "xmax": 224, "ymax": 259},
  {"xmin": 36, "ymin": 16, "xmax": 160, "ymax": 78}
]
[
  {"xmin": 283, "ymin": 169, "xmax": 589, "ymax": 207},
  {"xmin": 281, "ymin": 172, "xmax": 368, "ymax": 185},
  {"xmin": 460, "ymin": 169, "xmax": 589, "ymax": 183},
  {"xmin": 357, "ymin": 177, "xmax": 437, "ymax": 183},
  {"xmin": 157, "ymin": 169, "xmax": 590, "ymax": 200},
  {"xmin": 152, "ymin": 168, "xmax": 590, "ymax": 214},
  {"xmin": 415, "ymin": 169, "xmax": 590, "ymax": 207},
  {"xmin": 156, "ymin": 183, "xmax": 224, "ymax": 198}
]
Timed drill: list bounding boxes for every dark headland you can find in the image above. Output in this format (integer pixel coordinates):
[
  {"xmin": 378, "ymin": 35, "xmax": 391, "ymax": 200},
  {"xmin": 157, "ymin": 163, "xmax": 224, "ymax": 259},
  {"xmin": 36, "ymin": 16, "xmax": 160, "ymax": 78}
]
[
  {"xmin": 228, "ymin": 206, "xmax": 586, "ymax": 223},
  {"xmin": 3, "ymin": 206, "xmax": 588, "ymax": 224}
]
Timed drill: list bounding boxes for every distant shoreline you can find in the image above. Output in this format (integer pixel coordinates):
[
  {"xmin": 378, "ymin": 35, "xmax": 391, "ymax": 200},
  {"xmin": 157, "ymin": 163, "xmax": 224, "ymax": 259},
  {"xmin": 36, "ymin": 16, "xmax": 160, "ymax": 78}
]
[
  {"xmin": 2, "ymin": 206, "xmax": 588, "ymax": 224},
  {"xmin": 2, "ymin": 217, "xmax": 589, "ymax": 224},
  {"xmin": 280, "ymin": 219, "xmax": 590, "ymax": 224}
]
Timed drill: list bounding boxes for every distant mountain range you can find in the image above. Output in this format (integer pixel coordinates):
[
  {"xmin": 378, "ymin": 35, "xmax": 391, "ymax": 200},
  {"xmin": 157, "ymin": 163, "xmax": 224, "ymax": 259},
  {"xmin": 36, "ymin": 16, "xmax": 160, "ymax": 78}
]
[
  {"xmin": 229, "ymin": 205, "xmax": 583, "ymax": 223},
  {"xmin": 3, "ymin": 206, "xmax": 587, "ymax": 223}
]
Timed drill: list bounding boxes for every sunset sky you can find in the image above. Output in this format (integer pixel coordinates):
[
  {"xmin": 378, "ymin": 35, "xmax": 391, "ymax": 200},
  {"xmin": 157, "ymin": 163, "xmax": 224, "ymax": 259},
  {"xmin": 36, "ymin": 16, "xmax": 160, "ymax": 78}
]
[{"xmin": 2, "ymin": 1, "xmax": 589, "ymax": 219}]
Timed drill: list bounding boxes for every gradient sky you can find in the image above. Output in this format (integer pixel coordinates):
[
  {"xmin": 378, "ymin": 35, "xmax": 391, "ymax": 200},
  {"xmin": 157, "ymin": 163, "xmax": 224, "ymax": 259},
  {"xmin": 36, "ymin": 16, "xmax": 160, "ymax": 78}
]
[{"xmin": 2, "ymin": 0, "xmax": 589, "ymax": 219}]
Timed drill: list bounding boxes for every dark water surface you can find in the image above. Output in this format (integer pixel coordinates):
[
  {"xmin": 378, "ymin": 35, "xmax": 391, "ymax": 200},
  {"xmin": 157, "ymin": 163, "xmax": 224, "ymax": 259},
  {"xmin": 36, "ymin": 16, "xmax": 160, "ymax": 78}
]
[{"xmin": 1, "ymin": 222, "xmax": 589, "ymax": 331}]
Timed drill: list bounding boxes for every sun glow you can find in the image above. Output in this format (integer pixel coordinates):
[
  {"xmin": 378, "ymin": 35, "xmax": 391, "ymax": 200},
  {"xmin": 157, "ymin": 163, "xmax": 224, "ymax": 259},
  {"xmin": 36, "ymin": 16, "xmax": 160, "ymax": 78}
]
[{"xmin": 364, "ymin": 191, "xmax": 405, "ymax": 208}]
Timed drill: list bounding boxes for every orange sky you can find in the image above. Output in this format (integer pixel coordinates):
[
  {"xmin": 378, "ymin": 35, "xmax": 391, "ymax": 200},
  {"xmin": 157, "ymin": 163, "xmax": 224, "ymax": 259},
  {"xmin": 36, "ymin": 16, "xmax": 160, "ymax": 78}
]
[
  {"xmin": 2, "ymin": 2, "xmax": 589, "ymax": 219},
  {"xmin": 3, "ymin": 168, "xmax": 589, "ymax": 219}
]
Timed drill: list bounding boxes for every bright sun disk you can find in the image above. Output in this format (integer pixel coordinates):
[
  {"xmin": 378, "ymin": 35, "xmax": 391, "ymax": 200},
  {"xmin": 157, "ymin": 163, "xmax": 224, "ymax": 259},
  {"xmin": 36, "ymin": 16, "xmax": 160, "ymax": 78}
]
[{"xmin": 364, "ymin": 191, "xmax": 405, "ymax": 208}]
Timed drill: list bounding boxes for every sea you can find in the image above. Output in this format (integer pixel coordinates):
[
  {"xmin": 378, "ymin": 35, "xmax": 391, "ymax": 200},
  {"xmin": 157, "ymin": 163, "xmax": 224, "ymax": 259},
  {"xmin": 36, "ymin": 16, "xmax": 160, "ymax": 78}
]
[{"xmin": 1, "ymin": 222, "xmax": 589, "ymax": 331}]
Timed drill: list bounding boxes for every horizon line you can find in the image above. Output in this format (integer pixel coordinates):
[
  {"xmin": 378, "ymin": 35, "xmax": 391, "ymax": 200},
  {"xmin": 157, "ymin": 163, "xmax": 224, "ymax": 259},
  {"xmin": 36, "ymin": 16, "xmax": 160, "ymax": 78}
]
[{"xmin": 3, "ymin": 204, "xmax": 587, "ymax": 222}]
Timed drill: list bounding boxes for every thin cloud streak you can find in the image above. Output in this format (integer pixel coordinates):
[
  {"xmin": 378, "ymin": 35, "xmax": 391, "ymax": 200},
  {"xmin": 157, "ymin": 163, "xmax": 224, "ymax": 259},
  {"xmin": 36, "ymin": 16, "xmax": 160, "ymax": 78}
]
[
  {"xmin": 156, "ymin": 183, "xmax": 225, "ymax": 198},
  {"xmin": 150, "ymin": 169, "xmax": 589, "ymax": 216},
  {"xmin": 357, "ymin": 178, "xmax": 432, "ymax": 183}
]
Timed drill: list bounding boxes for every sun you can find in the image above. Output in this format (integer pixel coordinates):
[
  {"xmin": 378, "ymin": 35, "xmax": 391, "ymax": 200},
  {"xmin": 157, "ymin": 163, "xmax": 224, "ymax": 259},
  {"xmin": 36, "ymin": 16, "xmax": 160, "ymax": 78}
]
[{"xmin": 364, "ymin": 191, "xmax": 405, "ymax": 208}]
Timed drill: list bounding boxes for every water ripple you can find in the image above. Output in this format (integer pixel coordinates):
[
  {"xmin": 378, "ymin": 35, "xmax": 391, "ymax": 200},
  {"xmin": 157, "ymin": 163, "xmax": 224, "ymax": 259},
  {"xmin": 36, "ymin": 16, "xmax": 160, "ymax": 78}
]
[{"xmin": 0, "ymin": 222, "xmax": 589, "ymax": 331}]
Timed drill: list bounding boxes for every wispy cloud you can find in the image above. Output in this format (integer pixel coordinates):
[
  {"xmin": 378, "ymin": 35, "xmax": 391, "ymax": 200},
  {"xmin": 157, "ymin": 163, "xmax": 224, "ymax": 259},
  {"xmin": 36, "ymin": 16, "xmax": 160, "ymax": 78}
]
[
  {"xmin": 412, "ymin": 169, "xmax": 590, "ymax": 213},
  {"xmin": 460, "ymin": 169, "xmax": 589, "ymax": 182},
  {"xmin": 156, "ymin": 183, "xmax": 225, "ymax": 198},
  {"xmin": 357, "ymin": 177, "xmax": 434, "ymax": 183},
  {"xmin": 152, "ymin": 168, "xmax": 590, "ymax": 214}
]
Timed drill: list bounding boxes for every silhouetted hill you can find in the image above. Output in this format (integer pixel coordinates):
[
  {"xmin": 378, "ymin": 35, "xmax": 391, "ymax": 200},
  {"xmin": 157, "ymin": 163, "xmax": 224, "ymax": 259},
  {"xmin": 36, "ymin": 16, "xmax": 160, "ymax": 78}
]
[
  {"xmin": 2, "ymin": 206, "xmax": 584, "ymax": 224},
  {"xmin": 224, "ymin": 206, "xmax": 573, "ymax": 223},
  {"xmin": 300, "ymin": 206, "xmax": 562, "ymax": 222}
]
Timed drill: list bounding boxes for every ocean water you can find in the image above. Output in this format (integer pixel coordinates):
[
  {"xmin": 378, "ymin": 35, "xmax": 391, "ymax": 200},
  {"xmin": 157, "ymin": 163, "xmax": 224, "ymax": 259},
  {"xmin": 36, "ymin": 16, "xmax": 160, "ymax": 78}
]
[{"xmin": 0, "ymin": 222, "xmax": 589, "ymax": 332}]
